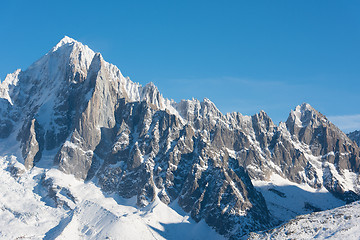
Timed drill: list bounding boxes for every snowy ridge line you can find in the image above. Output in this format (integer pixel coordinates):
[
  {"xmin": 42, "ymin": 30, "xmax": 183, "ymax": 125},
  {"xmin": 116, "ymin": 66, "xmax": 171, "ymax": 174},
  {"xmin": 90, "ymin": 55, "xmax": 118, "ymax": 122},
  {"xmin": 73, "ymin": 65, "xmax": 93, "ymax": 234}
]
[{"xmin": 0, "ymin": 36, "xmax": 250, "ymax": 126}]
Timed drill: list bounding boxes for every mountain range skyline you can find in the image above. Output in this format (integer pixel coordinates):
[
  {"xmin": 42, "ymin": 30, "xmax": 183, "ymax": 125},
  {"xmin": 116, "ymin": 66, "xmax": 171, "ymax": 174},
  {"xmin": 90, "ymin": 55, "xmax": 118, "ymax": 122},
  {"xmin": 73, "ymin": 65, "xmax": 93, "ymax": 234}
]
[
  {"xmin": 1, "ymin": 1, "xmax": 360, "ymax": 132},
  {"xmin": 1, "ymin": 35, "xmax": 359, "ymax": 133}
]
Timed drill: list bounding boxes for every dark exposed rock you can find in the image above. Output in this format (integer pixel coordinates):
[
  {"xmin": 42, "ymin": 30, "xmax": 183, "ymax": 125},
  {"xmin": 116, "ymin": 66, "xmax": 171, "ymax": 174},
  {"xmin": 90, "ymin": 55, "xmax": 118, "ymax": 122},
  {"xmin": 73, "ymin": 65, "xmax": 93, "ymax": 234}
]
[
  {"xmin": 348, "ymin": 130, "xmax": 360, "ymax": 147},
  {"xmin": 18, "ymin": 119, "xmax": 41, "ymax": 169},
  {"xmin": 286, "ymin": 104, "xmax": 360, "ymax": 172},
  {"xmin": 0, "ymin": 99, "xmax": 14, "ymax": 139},
  {"xmin": 268, "ymin": 188, "xmax": 286, "ymax": 198}
]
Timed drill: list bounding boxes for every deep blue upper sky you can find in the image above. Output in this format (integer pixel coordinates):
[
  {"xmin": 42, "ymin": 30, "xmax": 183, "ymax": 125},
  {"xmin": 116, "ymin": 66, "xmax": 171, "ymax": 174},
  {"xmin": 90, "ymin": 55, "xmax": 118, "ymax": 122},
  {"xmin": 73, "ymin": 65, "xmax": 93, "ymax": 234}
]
[{"xmin": 1, "ymin": 1, "xmax": 359, "ymax": 131}]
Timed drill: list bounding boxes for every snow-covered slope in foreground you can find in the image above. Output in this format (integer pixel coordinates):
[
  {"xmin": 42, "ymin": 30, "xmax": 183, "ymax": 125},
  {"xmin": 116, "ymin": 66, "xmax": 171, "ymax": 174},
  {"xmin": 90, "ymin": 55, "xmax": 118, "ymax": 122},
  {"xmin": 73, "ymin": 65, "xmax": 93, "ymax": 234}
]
[
  {"xmin": 253, "ymin": 173, "xmax": 344, "ymax": 224},
  {"xmin": 0, "ymin": 156, "xmax": 224, "ymax": 240},
  {"xmin": 248, "ymin": 201, "xmax": 360, "ymax": 240}
]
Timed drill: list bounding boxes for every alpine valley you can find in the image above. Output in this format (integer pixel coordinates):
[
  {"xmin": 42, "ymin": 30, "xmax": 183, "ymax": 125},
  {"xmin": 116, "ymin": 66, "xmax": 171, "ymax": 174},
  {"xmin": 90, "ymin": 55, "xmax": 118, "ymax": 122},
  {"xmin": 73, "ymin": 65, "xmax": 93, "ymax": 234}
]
[{"xmin": 0, "ymin": 37, "xmax": 360, "ymax": 240}]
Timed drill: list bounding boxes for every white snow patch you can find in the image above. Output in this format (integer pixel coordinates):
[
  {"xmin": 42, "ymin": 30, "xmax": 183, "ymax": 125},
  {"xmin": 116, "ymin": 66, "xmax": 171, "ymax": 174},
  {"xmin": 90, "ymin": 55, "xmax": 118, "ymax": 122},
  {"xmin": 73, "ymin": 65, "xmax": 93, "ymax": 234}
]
[
  {"xmin": 250, "ymin": 201, "xmax": 360, "ymax": 240},
  {"xmin": 253, "ymin": 173, "xmax": 345, "ymax": 223},
  {"xmin": 0, "ymin": 155, "xmax": 224, "ymax": 240}
]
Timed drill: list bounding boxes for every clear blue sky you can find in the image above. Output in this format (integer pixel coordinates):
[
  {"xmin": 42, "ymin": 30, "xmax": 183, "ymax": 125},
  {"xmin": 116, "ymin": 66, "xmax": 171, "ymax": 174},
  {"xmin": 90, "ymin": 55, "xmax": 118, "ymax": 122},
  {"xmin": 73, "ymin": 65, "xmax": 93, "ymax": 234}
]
[{"xmin": 1, "ymin": 1, "xmax": 359, "ymax": 132}]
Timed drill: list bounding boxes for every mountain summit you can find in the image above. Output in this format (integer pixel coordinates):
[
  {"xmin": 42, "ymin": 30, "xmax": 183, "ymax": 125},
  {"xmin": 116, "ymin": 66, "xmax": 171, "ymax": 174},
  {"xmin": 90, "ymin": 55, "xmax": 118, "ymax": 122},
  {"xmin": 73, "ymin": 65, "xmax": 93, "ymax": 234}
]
[
  {"xmin": 0, "ymin": 37, "xmax": 359, "ymax": 239},
  {"xmin": 52, "ymin": 36, "xmax": 78, "ymax": 51}
]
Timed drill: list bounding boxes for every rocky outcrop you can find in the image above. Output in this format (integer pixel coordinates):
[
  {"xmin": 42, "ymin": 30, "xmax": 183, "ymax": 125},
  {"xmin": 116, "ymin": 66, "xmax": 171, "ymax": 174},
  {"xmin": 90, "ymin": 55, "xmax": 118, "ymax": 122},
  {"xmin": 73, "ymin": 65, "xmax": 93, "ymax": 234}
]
[
  {"xmin": 18, "ymin": 119, "xmax": 42, "ymax": 169},
  {"xmin": 348, "ymin": 130, "xmax": 360, "ymax": 147},
  {"xmin": 286, "ymin": 104, "xmax": 360, "ymax": 171},
  {"xmin": 284, "ymin": 104, "xmax": 360, "ymax": 202},
  {"xmin": 0, "ymin": 98, "xmax": 14, "ymax": 139}
]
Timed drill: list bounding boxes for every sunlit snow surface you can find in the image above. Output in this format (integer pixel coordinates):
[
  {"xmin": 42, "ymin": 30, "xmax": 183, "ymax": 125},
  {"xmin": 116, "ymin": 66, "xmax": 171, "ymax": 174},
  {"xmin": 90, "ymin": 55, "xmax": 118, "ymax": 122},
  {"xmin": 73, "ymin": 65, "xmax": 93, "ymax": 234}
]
[
  {"xmin": 248, "ymin": 201, "xmax": 360, "ymax": 240},
  {"xmin": 0, "ymin": 156, "xmax": 224, "ymax": 240},
  {"xmin": 253, "ymin": 174, "xmax": 345, "ymax": 224}
]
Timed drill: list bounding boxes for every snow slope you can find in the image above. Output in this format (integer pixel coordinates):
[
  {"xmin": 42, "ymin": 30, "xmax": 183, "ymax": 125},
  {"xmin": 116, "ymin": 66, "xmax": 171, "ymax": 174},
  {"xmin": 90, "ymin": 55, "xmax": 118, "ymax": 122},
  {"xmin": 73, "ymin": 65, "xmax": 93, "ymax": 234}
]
[
  {"xmin": 248, "ymin": 201, "xmax": 360, "ymax": 240},
  {"xmin": 0, "ymin": 155, "xmax": 224, "ymax": 240},
  {"xmin": 253, "ymin": 173, "xmax": 345, "ymax": 224}
]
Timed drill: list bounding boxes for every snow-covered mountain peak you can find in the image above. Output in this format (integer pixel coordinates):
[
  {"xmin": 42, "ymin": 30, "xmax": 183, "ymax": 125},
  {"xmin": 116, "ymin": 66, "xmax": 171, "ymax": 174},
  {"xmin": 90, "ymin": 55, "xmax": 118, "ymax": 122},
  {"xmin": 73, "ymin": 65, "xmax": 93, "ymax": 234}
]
[
  {"xmin": 140, "ymin": 82, "xmax": 163, "ymax": 107},
  {"xmin": 3, "ymin": 69, "xmax": 21, "ymax": 85},
  {"xmin": 287, "ymin": 103, "xmax": 322, "ymax": 128},
  {"xmin": 297, "ymin": 102, "xmax": 315, "ymax": 113},
  {"xmin": 141, "ymin": 81, "xmax": 157, "ymax": 94},
  {"xmin": 52, "ymin": 35, "xmax": 78, "ymax": 52},
  {"xmin": 202, "ymin": 97, "xmax": 212, "ymax": 103},
  {"xmin": 23, "ymin": 36, "xmax": 96, "ymax": 88},
  {"xmin": 60, "ymin": 35, "xmax": 77, "ymax": 43},
  {"xmin": 46, "ymin": 36, "xmax": 96, "ymax": 72},
  {"xmin": 172, "ymin": 97, "xmax": 223, "ymax": 124},
  {"xmin": 0, "ymin": 69, "xmax": 21, "ymax": 104},
  {"xmin": 292, "ymin": 102, "xmax": 316, "ymax": 117},
  {"xmin": 256, "ymin": 110, "xmax": 271, "ymax": 120},
  {"xmin": 200, "ymin": 97, "xmax": 221, "ymax": 115}
]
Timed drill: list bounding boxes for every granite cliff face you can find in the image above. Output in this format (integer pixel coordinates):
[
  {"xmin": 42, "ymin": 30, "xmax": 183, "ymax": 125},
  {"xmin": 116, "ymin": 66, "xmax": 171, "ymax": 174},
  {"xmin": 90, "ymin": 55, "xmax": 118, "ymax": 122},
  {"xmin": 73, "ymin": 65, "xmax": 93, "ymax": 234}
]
[{"xmin": 1, "ymin": 37, "xmax": 360, "ymax": 238}]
